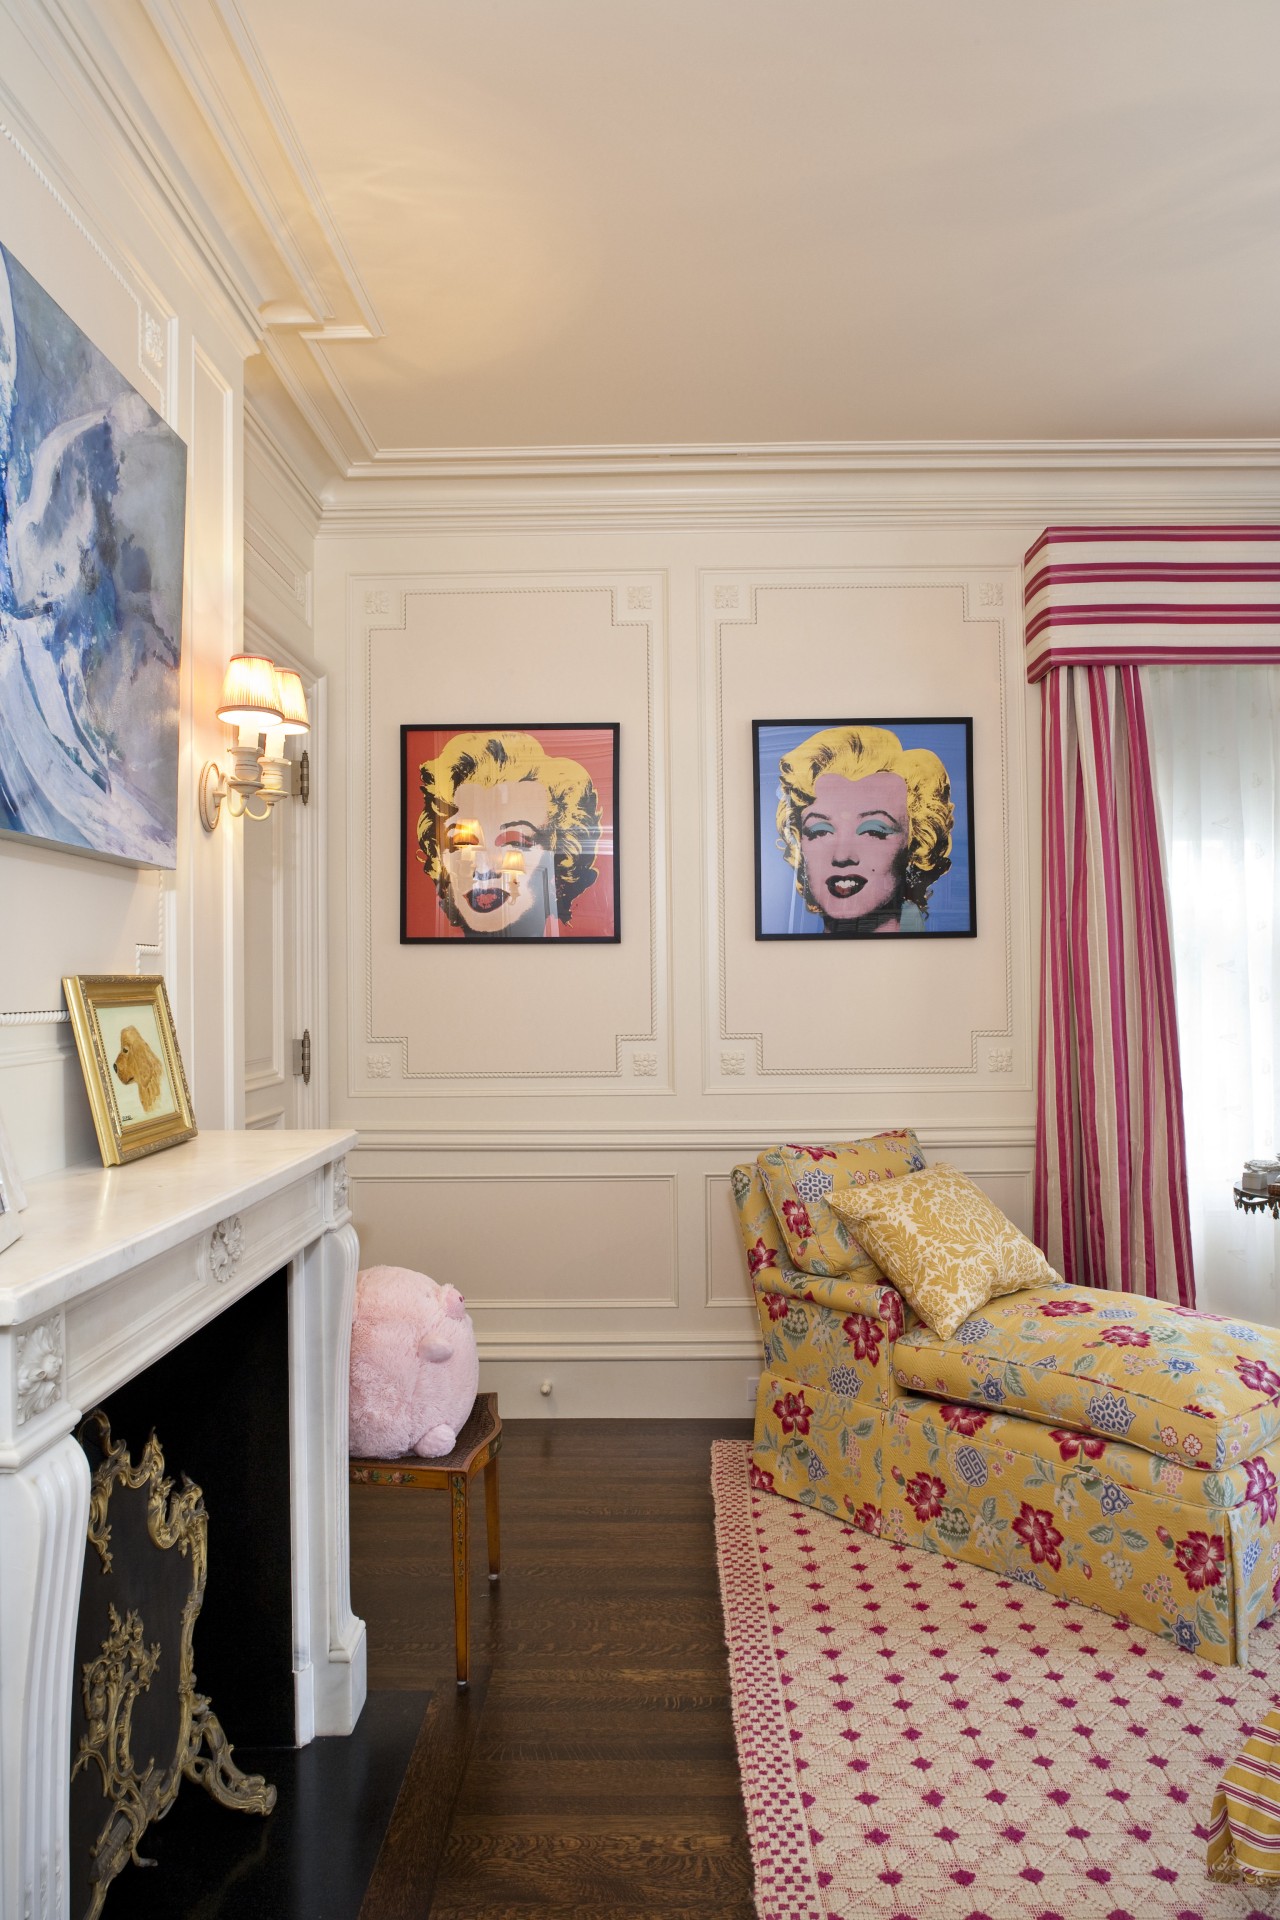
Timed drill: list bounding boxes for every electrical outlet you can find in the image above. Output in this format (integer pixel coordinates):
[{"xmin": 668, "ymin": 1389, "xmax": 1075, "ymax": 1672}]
[{"xmin": 746, "ymin": 1373, "xmax": 760, "ymax": 1407}]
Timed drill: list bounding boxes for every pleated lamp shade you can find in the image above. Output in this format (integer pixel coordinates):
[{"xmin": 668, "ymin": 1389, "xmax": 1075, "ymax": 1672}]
[
  {"xmin": 216, "ymin": 654, "xmax": 284, "ymax": 728},
  {"xmin": 272, "ymin": 668, "xmax": 311, "ymax": 735}
]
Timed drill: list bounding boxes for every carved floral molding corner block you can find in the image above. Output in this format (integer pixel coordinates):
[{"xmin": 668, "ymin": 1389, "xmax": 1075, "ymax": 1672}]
[
  {"xmin": 332, "ymin": 1157, "xmax": 349, "ymax": 1215},
  {"xmin": 207, "ymin": 1215, "xmax": 244, "ymax": 1286},
  {"xmin": 142, "ymin": 311, "xmax": 166, "ymax": 373},
  {"xmin": 16, "ymin": 1314, "xmax": 64, "ymax": 1425}
]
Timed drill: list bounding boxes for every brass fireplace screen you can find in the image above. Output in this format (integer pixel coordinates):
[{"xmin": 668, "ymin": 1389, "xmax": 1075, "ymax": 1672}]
[{"xmin": 70, "ymin": 1410, "xmax": 275, "ymax": 1920}]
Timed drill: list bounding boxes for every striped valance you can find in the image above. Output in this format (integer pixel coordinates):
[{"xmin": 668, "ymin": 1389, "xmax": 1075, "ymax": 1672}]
[{"xmin": 1024, "ymin": 526, "xmax": 1280, "ymax": 683}]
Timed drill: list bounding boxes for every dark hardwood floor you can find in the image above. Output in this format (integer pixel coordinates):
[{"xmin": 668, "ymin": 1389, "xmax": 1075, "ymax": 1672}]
[{"xmin": 351, "ymin": 1417, "xmax": 756, "ymax": 1920}]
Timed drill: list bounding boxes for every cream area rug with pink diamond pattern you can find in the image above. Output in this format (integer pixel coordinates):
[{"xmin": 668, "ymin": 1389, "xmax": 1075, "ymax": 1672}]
[{"xmin": 712, "ymin": 1439, "xmax": 1280, "ymax": 1920}]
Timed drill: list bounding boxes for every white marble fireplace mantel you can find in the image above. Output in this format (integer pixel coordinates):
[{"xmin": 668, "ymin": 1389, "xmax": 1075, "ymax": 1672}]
[{"xmin": 0, "ymin": 1130, "xmax": 366, "ymax": 1920}]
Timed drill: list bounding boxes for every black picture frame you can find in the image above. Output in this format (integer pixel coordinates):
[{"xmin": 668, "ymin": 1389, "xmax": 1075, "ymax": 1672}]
[
  {"xmin": 401, "ymin": 723, "xmax": 621, "ymax": 943},
  {"xmin": 753, "ymin": 717, "xmax": 977, "ymax": 940}
]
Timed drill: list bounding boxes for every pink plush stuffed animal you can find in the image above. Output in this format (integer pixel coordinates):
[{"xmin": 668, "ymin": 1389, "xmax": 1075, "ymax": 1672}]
[{"xmin": 349, "ymin": 1265, "xmax": 479, "ymax": 1458}]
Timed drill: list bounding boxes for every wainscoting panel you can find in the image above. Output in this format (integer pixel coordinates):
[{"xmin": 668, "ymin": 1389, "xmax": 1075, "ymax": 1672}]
[
  {"xmin": 348, "ymin": 1128, "xmax": 1035, "ymax": 1416},
  {"xmin": 707, "ymin": 569, "xmax": 1029, "ymax": 1089},
  {"xmin": 317, "ymin": 526, "xmax": 1045, "ymax": 1416},
  {"xmin": 352, "ymin": 1171, "xmax": 680, "ymax": 1310},
  {"xmin": 705, "ymin": 1172, "xmax": 755, "ymax": 1311},
  {"xmin": 351, "ymin": 575, "xmax": 668, "ymax": 1096}
]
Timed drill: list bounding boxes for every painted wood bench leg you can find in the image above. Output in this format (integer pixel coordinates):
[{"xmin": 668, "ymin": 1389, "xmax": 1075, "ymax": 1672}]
[
  {"xmin": 484, "ymin": 1453, "xmax": 501, "ymax": 1583},
  {"xmin": 450, "ymin": 1473, "xmax": 470, "ymax": 1688}
]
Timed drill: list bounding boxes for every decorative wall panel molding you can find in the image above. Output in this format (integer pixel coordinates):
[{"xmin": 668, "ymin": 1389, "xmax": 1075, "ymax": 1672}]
[
  {"xmin": 352, "ymin": 1171, "xmax": 680, "ymax": 1311},
  {"xmin": 704, "ymin": 1173, "xmax": 754, "ymax": 1310},
  {"xmin": 707, "ymin": 569, "xmax": 1030, "ymax": 1087},
  {"xmin": 0, "ymin": 111, "xmax": 170, "ymax": 408},
  {"xmin": 246, "ymin": 513, "xmax": 313, "ymax": 627},
  {"xmin": 351, "ymin": 575, "xmax": 668, "ymax": 1092},
  {"xmin": 324, "ymin": 532, "xmax": 1044, "ymax": 1414},
  {"xmin": 243, "ymin": 404, "xmax": 324, "ymax": 535},
  {"xmin": 476, "ymin": 1332, "xmax": 763, "ymax": 1363},
  {"xmin": 349, "ymin": 1122, "xmax": 1039, "ymax": 1155},
  {"xmin": 242, "ymin": 788, "xmax": 285, "ymax": 1095}
]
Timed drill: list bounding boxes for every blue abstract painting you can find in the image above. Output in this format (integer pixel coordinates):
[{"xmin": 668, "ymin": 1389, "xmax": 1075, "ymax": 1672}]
[{"xmin": 0, "ymin": 244, "xmax": 186, "ymax": 868}]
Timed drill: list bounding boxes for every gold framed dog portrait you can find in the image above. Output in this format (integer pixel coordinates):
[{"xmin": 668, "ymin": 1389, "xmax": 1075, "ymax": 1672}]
[{"xmin": 63, "ymin": 975, "xmax": 197, "ymax": 1166}]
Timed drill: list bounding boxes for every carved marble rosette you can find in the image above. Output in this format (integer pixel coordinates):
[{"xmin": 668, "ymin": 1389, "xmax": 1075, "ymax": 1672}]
[
  {"xmin": 15, "ymin": 1314, "xmax": 63, "ymax": 1425},
  {"xmin": 207, "ymin": 1214, "xmax": 244, "ymax": 1284}
]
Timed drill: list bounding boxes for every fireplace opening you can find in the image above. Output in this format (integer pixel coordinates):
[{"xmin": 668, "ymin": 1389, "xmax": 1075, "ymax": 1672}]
[
  {"xmin": 90, "ymin": 1267, "xmax": 294, "ymax": 1746},
  {"xmin": 69, "ymin": 1269, "xmax": 295, "ymax": 1917}
]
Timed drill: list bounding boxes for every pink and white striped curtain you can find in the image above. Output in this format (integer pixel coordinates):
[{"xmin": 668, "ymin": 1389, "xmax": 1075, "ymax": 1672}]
[
  {"xmin": 1034, "ymin": 664, "xmax": 1194, "ymax": 1303},
  {"xmin": 1028, "ymin": 525, "xmax": 1280, "ymax": 1304}
]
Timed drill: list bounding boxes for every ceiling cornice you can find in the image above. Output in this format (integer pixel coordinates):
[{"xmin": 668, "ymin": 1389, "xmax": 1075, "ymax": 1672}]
[
  {"xmin": 316, "ymin": 439, "xmax": 1280, "ymax": 534},
  {"xmin": 337, "ymin": 438, "xmax": 1280, "ymax": 481},
  {"xmin": 119, "ymin": 0, "xmax": 378, "ymax": 471},
  {"xmin": 11, "ymin": 0, "xmax": 267, "ymax": 357},
  {"xmin": 143, "ymin": 0, "xmax": 382, "ymax": 333},
  {"xmin": 11, "ymin": 0, "xmax": 375, "ymax": 470}
]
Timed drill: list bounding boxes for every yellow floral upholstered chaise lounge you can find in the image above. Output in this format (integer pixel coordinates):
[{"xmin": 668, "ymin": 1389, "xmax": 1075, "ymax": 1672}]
[{"xmin": 735, "ymin": 1133, "xmax": 1280, "ymax": 1666}]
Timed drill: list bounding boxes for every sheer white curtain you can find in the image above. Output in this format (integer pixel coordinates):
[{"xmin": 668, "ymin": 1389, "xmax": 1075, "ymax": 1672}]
[{"xmin": 1145, "ymin": 665, "xmax": 1280, "ymax": 1321}]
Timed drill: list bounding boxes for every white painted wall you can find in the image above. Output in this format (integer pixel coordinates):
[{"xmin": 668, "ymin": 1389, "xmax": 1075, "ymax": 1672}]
[
  {"xmin": 0, "ymin": 10, "xmax": 318, "ymax": 1185},
  {"xmin": 0, "ymin": 21, "xmax": 237, "ymax": 1174},
  {"xmin": 314, "ymin": 516, "xmax": 1044, "ymax": 1416}
]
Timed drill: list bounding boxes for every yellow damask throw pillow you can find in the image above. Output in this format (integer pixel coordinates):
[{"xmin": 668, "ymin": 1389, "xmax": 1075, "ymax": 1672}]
[{"xmin": 826, "ymin": 1163, "xmax": 1061, "ymax": 1340}]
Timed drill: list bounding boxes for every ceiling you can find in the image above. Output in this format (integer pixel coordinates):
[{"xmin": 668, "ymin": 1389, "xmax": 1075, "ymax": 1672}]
[{"xmin": 143, "ymin": 0, "xmax": 1280, "ymax": 473}]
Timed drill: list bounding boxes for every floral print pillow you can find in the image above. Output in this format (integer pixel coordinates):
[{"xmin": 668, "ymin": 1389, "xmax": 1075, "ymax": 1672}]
[
  {"xmin": 756, "ymin": 1131, "xmax": 926, "ymax": 1276},
  {"xmin": 828, "ymin": 1161, "xmax": 1060, "ymax": 1340}
]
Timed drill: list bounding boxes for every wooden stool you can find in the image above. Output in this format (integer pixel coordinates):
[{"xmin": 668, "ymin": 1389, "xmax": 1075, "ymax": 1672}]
[{"xmin": 350, "ymin": 1391, "xmax": 501, "ymax": 1688}]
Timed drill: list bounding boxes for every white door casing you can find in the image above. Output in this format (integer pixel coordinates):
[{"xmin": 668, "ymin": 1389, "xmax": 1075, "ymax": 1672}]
[{"xmin": 242, "ymin": 636, "xmax": 325, "ymax": 1131}]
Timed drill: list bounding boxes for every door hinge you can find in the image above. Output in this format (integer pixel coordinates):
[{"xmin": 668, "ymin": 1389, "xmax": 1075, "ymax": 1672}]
[{"xmin": 293, "ymin": 1030, "xmax": 312, "ymax": 1084}]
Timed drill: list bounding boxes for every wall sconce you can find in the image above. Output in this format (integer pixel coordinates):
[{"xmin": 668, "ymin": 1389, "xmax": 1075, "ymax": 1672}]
[{"xmin": 199, "ymin": 654, "xmax": 311, "ymax": 831}]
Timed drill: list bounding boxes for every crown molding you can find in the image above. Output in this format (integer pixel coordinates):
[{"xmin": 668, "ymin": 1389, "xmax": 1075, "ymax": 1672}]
[
  {"xmin": 316, "ymin": 440, "xmax": 1280, "ymax": 534},
  {"xmin": 337, "ymin": 437, "xmax": 1280, "ymax": 481},
  {"xmin": 259, "ymin": 332, "xmax": 370, "ymax": 474},
  {"xmin": 139, "ymin": 0, "xmax": 382, "ymax": 342},
  {"xmin": 9, "ymin": 0, "xmax": 267, "ymax": 357},
  {"xmin": 6, "ymin": 0, "xmax": 379, "ymax": 438},
  {"xmin": 124, "ymin": 0, "xmax": 379, "ymax": 469}
]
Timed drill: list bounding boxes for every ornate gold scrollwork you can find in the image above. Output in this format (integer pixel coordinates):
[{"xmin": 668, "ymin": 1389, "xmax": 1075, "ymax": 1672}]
[{"xmin": 73, "ymin": 1411, "xmax": 276, "ymax": 1920}]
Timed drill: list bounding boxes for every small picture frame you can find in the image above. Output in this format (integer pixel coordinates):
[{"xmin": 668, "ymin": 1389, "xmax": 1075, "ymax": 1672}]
[
  {"xmin": 0, "ymin": 1106, "xmax": 27, "ymax": 1255},
  {"xmin": 63, "ymin": 975, "xmax": 198, "ymax": 1166}
]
